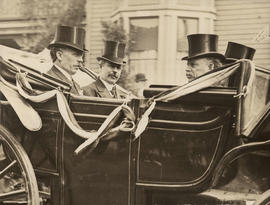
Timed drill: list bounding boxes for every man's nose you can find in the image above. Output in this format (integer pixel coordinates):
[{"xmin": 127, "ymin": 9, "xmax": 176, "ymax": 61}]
[
  {"xmin": 186, "ymin": 67, "xmax": 191, "ymax": 73},
  {"xmin": 77, "ymin": 56, "xmax": 83, "ymax": 64}
]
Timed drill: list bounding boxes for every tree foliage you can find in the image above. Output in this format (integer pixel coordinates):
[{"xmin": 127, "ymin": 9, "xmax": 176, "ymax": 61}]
[
  {"xmin": 15, "ymin": 0, "xmax": 86, "ymax": 53},
  {"xmin": 101, "ymin": 21, "xmax": 127, "ymax": 43}
]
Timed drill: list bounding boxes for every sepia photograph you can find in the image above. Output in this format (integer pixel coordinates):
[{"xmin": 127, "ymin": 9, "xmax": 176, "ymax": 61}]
[{"xmin": 0, "ymin": 0, "xmax": 270, "ymax": 204}]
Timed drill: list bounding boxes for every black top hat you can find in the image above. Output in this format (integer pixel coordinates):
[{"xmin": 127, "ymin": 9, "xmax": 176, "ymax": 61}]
[
  {"xmin": 97, "ymin": 41, "xmax": 126, "ymax": 65},
  {"xmin": 224, "ymin": 42, "xmax": 256, "ymax": 63},
  {"xmin": 182, "ymin": 34, "xmax": 225, "ymax": 61},
  {"xmin": 48, "ymin": 25, "xmax": 87, "ymax": 52}
]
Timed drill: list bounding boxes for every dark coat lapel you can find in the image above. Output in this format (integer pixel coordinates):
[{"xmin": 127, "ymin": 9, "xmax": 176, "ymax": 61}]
[
  {"xmin": 47, "ymin": 66, "xmax": 71, "ymax": 84},
  {"xmin": 82, "ymin": 78, "xmax": 128, "ymax": 99},
  {"xmin": 94, "ymin": 78, "xmax": 114, "ymax": 98}
]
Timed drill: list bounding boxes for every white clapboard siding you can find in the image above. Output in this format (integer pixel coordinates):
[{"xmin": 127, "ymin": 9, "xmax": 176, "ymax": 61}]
[
  {"xmin": 176, "ymin": 0, "xmax": 201, "ymax": 6},
  {"xmin": 128, "ymin": 0, "xmax": 159, "ymax": 6},
  {"xmin": 215, "ymin": 0, "xmax": 270, "ymax": 68},
  {"xmin": 85, "ymin": 0, "xmax": 114, "ymax": 72}
]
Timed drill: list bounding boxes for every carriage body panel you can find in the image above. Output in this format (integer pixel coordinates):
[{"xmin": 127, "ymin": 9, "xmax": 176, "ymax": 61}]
[{"xmin": 1, "ymin": 47, "xmax": 270, "ymax": 204}]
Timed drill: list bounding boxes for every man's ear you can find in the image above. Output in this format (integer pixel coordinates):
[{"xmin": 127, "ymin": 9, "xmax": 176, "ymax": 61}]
[
  {"xmin": 98, "ymin": 60, "xmax": 104, "ymax": 68},
  {"xmin": 56, "ymin": 50, "xmax": 63, "ymax": 61}
]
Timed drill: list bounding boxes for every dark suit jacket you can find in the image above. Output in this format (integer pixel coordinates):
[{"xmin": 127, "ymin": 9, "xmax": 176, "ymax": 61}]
[
  {"xmin": 47, "ymin": 66, "xmax": 82, "ymax": 95},
  {"xmin": 82, "ymin": 78, "xmax": 127, "ymax": 99}
]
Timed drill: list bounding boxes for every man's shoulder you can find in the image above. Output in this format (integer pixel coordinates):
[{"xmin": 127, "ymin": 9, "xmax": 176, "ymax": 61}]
[
  {"xmin": 82, "ymin": 81, "xmax": 97, "ymax": 90},
  {"xmin": 82, "ymin": 81, "xmax": 99, "ymax": 96},
  {"xmin": 47, "ymin": 66, "xmax": 63, "ymax": 80}
]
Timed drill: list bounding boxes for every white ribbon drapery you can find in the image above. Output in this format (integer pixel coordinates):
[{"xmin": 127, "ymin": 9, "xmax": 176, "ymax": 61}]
[
  {"xmin": 15, "ymin": 72, "xmax": 136, "ymax": 150},
  {"xmin": 0, "ymin": 80, "xmax": 42, "ymax": 131}
]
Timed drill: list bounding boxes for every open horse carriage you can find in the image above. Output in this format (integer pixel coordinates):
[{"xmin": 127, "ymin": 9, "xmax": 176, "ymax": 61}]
[{"xmin": 0, "ymin": 45, "xmax": 270, "ymax": 204}]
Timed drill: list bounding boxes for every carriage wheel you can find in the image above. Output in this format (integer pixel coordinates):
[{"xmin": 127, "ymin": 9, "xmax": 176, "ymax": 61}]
[
  {"xmin": 254, "ymin": 190, "xmax": 270, "ymax": 205},
  {"xmin": 0, "ymin": 125, "xmax": 40, "ymax": 205}
]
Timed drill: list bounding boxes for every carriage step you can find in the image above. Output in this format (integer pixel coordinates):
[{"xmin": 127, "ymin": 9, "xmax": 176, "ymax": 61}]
[
  {"xmin": 2, "ymin": 200, "xmax": 43, "ymax": 205},
  {"xmin": 2, "ymin": 200, "xmax": 27, "ymax": 204},
  {"xmin": 1, "ymin": 190, "xmax": 50, "ymax": 204}
]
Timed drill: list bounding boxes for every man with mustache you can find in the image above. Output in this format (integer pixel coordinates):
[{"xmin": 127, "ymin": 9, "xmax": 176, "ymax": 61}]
[
  {"xmin": 83, "ymin": 40, "xmax": 128, "ymax": 99},
  {"xmin": 182, "ymin": 34, "xmax": 225, "ymax": 82},
  {"xmin": 47, "ymin": 25, "xmax": 87, "ymax": 95}
]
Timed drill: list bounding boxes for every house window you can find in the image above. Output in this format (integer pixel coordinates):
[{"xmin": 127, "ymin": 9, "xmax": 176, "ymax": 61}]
[
  {"xmin": 128, "ymin": 0, "xmax": 159, "ymax": 6},
  {"xmin": 111, "ymin": 2, "xmax": 215, "ymax": 84},
  {"xmin": 176, "ymin": 17, "xmax": 198, "ymax": 84},
  {"xmin": 177, "ymin": 17, "xmax": 198, "ymax": 52},
  {"xmin": 130, "ymin": 18, "xmax": 158, "ymax": 51},
  {"xmin": 129, "ymin": 17, "xmax": 158, "ymax": 78}
]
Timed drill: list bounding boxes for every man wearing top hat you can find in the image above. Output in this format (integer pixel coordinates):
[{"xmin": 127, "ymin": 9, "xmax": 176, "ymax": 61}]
[
  {"xmin": 46, "ymin": 25, "xmax": 87, "ymax": 204},
  {"xmin": 224, "ymin": 42, "xmax": 256, "ymax": 63},
  {"xmin": 182, "ymin": 34, "xmax": 225, "ymax": 82},
  {"xmin": 47, "ymin": 25, "xmax": 87, "ymax": 95},
  {"xmin": 82, "ymin": 40, "xmax": 128, "ymax": 99}
]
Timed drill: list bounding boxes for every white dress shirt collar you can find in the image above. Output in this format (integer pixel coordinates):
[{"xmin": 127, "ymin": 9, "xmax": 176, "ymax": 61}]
[{"xmin": 99, "ymin": 77, "xmax": 114, "ymax": 92}]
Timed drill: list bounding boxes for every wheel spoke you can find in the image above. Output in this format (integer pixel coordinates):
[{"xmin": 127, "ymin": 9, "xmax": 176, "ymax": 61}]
[
  {"xmin": 39, "ymin": 190, "xmax": 50, "ymax": 199},
  {"xmin": 0, "ymin": 189, "xmax": 26, "ymax": 201},
  {"xmin": 0, "ymin": 160, "xmax": 17, "ymax": 178},
  {"xmin": 2, "ymin": 201, "xmax": 27, "ymax": 204}
]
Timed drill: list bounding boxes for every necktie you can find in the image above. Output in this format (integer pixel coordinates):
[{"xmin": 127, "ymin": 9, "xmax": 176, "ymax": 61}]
[{"xmin": 111, "ymin": 86, "xmax": 117, "ymax": 98}]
